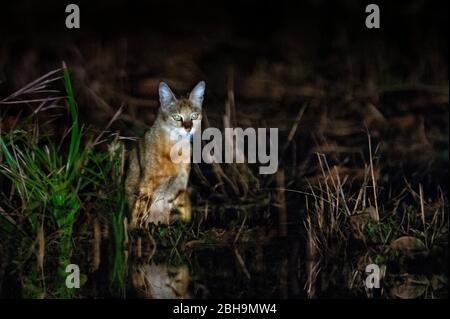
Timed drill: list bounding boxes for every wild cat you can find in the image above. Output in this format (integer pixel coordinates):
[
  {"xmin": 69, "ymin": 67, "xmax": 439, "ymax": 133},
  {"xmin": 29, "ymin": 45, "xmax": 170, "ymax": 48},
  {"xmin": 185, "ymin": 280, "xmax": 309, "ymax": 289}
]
[{"xmin": 125, "ymin": 81, "xmax": 205, "ymax": 229}]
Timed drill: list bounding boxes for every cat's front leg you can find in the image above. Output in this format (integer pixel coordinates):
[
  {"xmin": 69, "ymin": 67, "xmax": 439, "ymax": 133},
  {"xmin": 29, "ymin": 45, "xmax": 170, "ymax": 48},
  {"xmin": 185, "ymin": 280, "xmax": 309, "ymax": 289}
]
[
  {"xmin": 167, "ymin": 170, "xmax": 191, "ymax": 222},
  {"xmin": 147, "ymin": 186, "xmax": 172, "ymax": 225},
  {"xmin": 130, "ymin": 193, "xmax": 152, "ymax": 229}
]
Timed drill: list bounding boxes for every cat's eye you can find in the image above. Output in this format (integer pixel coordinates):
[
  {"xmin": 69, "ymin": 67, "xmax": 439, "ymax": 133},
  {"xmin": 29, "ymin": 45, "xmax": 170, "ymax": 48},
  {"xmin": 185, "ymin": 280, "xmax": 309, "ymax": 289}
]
[
  {"xmin": 190, "ymin": 112, "xmax": 199, "ymax": 120},
  {"xmin": 172, "ymin": 114, "xmax": 182, "ymax": 121}
]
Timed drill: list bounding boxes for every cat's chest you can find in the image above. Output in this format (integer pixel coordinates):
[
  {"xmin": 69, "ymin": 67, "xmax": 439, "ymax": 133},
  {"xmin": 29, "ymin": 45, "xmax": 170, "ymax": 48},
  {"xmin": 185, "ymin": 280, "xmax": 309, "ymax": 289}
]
[
  {"xmin": 155, "ymin": 137, "xmax": 190, "ymax": 171},
  {"xmin": 139, "ymin": 129, "xmax": 191, "ymax": 184},
  {"xmin": 140, "ymin": 146, "xmax": 190, "ymax": 188}
]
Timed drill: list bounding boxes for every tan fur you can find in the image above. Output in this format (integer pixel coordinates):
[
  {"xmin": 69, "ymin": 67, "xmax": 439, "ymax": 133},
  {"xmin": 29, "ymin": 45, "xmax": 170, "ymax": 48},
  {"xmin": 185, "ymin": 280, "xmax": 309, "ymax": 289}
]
[
  {"xmin": 131, "ymin": 263, "xmax": 190, "ymax": 299},
  {"xmin": 125, "ymin": 81, "xmax": 204, "ymax": 228}
]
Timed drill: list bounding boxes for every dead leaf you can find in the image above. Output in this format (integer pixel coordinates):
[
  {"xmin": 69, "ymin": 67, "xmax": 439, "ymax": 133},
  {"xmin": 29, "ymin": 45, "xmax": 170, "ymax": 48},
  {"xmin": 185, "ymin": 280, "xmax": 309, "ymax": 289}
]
[
  {"xmin": 390, "ymin": 236, "xmax": 426, "ymax": 255},
  {"xmin": 390, "ymin": 275, "xmax": 427, "ymax": 299}
]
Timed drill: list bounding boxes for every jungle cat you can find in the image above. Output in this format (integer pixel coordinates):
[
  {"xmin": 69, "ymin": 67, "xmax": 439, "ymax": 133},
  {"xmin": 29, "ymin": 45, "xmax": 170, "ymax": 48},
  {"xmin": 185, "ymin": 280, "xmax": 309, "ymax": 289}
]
[{"xmin": 125, "ymin": 81, "xmax": 205, "ymax": 228}]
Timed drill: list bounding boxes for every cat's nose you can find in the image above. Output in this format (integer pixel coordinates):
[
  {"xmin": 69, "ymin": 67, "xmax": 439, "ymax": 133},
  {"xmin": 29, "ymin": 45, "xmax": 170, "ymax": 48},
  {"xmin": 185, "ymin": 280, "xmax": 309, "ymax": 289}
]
[{"xmin": 182, "ymin": 121, "xmax": 193, "ymax": 132}]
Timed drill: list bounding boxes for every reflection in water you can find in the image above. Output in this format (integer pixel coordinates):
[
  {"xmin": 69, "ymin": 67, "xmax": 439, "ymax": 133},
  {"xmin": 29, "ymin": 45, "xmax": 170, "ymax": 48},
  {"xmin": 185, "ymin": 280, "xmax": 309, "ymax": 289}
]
[
  {"xmin": 126, "ymin": 239, "xmax": 304, "ymax": 299},
  {"xmin": 0, "ymin": 230, "xmax": 445, "ymax": 298},
  {"xmin": 121, "ymin": 237, "xmax": 447, "ymax": 299},
  {"xmin": 131, "ymin": 263, "xmax": 191, "ymax": 299}
]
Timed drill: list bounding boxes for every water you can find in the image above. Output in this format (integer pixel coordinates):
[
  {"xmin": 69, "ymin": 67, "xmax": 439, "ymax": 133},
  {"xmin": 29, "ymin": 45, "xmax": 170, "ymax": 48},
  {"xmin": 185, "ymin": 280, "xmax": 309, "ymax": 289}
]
[{"xmin": 84, "ymin": 238, "xmax": 448, "ymax": 299}]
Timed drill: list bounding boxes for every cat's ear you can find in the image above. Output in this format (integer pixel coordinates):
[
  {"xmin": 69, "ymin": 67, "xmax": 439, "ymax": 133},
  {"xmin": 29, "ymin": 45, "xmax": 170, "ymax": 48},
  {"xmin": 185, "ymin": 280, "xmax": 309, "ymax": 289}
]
[
  {"xmin": 159, "ymin": 82, "xmax": 176, "ymax": 110},
  {"xmin": 189, "ymin": 81, "xmax": 205, "ymax": 107}
]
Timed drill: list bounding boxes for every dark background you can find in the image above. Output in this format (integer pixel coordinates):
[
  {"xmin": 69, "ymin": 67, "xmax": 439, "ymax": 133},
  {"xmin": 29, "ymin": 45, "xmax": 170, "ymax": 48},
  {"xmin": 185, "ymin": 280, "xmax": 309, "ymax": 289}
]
[
  {"xmin": 1, "ymin": 0, "xmax": 447, "ymax": 88},
  {"xmin": 0, "ymin": 0, "xmax": 448, "ymax": 190}
]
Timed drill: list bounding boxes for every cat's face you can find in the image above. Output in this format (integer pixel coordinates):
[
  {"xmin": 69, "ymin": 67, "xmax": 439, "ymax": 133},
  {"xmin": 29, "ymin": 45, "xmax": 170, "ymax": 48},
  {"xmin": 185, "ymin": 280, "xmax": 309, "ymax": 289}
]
[{"xmin": 158, "ymin": 81, "xmax": 204, "ymax": 139}]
